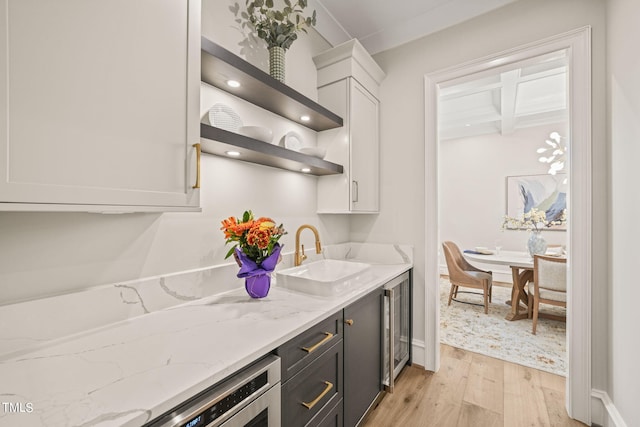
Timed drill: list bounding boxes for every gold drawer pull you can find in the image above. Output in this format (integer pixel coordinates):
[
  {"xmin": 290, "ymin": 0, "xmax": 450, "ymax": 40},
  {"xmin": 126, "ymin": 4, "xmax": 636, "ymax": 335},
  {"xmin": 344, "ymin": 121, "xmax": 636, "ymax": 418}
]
[
  {"xmin": 193, "ymin": 143, "xmax": 201, "ymax": 189},
  {"xmin": 301, "ymin": 332, "xmax": 333, "ymax": 353},
  {"xmin": 345, "ymin": 319, "xmax": 354, "ymax": 326},
  {"xmin": 301, "ymin": 381, "xmax": 333, "ymax": 410}
]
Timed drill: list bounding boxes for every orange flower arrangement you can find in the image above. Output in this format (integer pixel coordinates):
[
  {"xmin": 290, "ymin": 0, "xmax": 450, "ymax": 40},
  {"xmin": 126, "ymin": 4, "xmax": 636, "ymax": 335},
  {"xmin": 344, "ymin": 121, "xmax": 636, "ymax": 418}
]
[{"xmin": 220, "ymin": 210, "xmax": 286, "ymax": 265}]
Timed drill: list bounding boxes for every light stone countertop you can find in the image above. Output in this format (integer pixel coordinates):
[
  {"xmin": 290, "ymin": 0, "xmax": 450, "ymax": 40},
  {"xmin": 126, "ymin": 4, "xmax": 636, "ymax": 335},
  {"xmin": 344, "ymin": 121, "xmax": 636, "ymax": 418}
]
[{"xmin": 0, "ymin": 261, "xmax": 411, "ymax": 427}]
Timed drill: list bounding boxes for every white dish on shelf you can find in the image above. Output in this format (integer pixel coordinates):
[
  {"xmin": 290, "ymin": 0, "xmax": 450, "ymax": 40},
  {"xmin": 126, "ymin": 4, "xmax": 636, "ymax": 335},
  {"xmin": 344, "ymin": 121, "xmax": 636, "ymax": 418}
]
[
  {"xmin": 299, "ymin": 146, "xmax": 326, "ymax": 159},
  {"xmin": 208, "ymin": 104, "xmax": 243, "ymax": 132},
  {"xmin": 238, "ymin": 126, "xmax": 273, "ymax": 143},
  {"xmin": 282, "ymin": 131, "xmax": 308, "ymax": 151}
]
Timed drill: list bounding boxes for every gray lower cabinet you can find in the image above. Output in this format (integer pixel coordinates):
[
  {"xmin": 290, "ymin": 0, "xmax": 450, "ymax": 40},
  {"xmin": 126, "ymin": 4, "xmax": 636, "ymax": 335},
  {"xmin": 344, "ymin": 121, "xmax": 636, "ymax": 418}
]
[
  {"xmin": 281, "ymin": 340, "xmax": 343, "ymax": 427},
  {"xmin": 276, "ymin": 311, "xmax": 343, "ymax": 382},
  {"xmin": 276, "ymin": 311, "xmax": 344, "ymax": 427},
  {"xmin": 343, "ymin": 288, "xmax": 384, "ymax": 427},
  {"xmin": 276, "ymin": 287, "xmax": 385, "ymax": 427}
]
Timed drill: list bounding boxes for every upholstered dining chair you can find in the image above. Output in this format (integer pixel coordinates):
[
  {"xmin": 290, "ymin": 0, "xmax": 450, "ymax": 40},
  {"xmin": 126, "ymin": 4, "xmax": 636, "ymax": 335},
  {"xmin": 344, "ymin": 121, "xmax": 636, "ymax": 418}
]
[
  {"xmin": 442, "ymin": 241, "xmax": 493, "ymax": 314},
  {"xmin": 528, "ymin": 254, "xmax": 567, "ymax": 335}
]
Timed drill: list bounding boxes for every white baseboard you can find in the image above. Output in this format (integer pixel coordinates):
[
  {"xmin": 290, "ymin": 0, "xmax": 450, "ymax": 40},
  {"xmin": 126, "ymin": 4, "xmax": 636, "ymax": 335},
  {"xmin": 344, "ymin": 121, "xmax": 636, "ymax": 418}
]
[
  {"xmin": 591, "ymin": 389, "xmax": 628, "ymax": 427},
  {"xmin": 411, "ymin": 339, "xmax": 425, "ymax": 367}
]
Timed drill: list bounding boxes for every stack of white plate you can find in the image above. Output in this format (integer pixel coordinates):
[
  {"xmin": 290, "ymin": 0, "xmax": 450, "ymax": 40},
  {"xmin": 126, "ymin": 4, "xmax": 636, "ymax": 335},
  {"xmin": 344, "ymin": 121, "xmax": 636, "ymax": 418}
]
[{"xmin": 208, "ymin": 104, "xmax": 243, "ymax": 132}]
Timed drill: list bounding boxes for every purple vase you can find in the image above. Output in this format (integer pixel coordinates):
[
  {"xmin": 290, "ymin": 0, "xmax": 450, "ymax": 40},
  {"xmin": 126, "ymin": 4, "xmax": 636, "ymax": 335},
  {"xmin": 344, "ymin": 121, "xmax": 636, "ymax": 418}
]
[{"xmin": 245, "ymin": 273, "xmax": 271, "ymax": 298}]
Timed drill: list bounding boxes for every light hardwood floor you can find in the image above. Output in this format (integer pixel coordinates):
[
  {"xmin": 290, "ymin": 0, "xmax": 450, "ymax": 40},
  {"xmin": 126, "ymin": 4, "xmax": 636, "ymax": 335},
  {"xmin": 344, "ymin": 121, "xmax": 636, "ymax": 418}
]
[{"xmin": 361, "ymin": 344, "xmax": 586, "ymax": 427}]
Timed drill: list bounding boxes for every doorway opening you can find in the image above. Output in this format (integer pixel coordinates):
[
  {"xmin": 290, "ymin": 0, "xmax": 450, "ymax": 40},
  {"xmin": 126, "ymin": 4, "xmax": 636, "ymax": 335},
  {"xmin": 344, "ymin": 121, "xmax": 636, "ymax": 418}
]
[
  {"xmin": 423, "ymin": 27, "xmax": 592, "ymax": 424},
  {"xmin": 438, "ymin": 50, "xmax": 569, "ymax": 375}
]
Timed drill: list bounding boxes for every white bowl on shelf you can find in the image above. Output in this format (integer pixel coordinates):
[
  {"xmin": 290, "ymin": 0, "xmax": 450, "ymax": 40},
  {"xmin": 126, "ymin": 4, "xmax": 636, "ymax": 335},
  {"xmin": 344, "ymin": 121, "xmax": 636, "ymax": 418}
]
[
  {"xmin": 237, "ymin": 126, "xmax": 273, "ymax": 144},
  {"xmin": 299, "ymin": 146, "xmax": 327, "ymax": 159}
]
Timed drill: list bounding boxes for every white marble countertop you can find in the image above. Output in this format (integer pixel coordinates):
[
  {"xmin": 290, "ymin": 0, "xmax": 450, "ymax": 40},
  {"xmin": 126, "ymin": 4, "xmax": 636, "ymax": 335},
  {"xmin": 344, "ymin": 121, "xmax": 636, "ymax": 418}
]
[{"xmin": 0, "ymin": 261, "xmax": 411, "ymax": 427}]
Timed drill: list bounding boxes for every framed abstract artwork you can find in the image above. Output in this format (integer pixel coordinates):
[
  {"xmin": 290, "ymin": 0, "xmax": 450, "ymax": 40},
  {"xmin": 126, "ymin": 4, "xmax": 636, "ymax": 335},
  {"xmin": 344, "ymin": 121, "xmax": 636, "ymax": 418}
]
[{"xmin": 506, "ymin": 174, "xmax": 567, "ymax": 230}]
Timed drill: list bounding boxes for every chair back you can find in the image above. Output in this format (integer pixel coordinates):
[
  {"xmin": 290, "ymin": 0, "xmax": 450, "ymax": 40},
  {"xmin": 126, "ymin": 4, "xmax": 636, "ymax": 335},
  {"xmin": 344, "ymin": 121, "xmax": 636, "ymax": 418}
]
[
  {"xmin": 534, "ymin": 255, "xmax": 567, "ymax": 292},
  {"xmin": 442, "ymin": 241, "xmax": 471, "ymax": 284}
]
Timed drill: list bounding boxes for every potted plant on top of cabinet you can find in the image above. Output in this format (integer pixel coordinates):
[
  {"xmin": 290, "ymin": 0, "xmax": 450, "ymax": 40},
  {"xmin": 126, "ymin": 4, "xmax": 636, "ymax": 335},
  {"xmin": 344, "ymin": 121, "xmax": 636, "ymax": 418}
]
[{"xmin": 240, "ymin": 0, "xmax": 317, "ymax": 83}]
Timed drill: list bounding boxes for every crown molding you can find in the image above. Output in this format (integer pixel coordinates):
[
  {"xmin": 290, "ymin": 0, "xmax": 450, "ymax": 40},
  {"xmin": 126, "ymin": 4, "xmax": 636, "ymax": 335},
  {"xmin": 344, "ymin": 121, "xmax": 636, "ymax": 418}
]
[
  {"xmin": 313, "ymin": 0, "xmax": 519, "ymax": 55},
  {"xmin": 308, "ymin": 0, "xmax": 352, "ymax": 47}
]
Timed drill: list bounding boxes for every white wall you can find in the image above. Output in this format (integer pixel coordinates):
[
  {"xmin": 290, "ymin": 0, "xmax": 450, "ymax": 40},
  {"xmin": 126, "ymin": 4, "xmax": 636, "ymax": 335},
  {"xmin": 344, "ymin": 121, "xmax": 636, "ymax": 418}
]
[
  {"xmin": 607, "ymin": 0, "xmax": 640, "ymax": 425},
  {"xmin": 0, "ymin": 0, "xmax": 349, "ymax": 304},
  {"xmin": 439, "ymin": 124, "xmax": 568, "ymax": 279},
  {"xmin": 368, "ymin": 0, "xmax": 607, "ymax": 405}
]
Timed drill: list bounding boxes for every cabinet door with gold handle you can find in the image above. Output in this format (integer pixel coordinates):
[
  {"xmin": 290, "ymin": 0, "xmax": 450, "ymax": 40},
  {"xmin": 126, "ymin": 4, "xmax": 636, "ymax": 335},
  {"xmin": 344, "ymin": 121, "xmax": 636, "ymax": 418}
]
[{"xmin": 280, "ymin": 338, "xmax": 342, "ymax": 427}]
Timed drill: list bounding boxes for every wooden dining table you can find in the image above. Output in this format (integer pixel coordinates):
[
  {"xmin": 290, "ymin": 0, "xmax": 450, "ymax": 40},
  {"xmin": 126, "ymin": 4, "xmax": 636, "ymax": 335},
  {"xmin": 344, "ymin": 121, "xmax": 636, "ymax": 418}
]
[{"xmin": 463, "ymin": 250, "xmax": 537, "ymax": 321}]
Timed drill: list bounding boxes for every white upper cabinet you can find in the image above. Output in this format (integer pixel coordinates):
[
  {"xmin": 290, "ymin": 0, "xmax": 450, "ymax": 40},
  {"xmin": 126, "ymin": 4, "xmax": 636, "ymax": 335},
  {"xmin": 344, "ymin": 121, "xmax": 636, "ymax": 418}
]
[
  {"xmin": 314, "ymin": 40, "xmax": 385, "ymax": 214},
  {"xmin": 0, "ymin": 0, "xmax": 201, "ymax": 212}
]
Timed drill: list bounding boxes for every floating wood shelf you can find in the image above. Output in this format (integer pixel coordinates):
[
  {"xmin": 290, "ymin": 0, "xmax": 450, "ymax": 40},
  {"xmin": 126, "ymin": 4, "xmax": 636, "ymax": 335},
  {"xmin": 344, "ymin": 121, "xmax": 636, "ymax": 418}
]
[
  {"xmin": 200, "ymin": 124, "xmax": 343, "ymax": 176},
  {"xmin": 201, "ymin": 37, "xmax": 343, "ymax": 132}
]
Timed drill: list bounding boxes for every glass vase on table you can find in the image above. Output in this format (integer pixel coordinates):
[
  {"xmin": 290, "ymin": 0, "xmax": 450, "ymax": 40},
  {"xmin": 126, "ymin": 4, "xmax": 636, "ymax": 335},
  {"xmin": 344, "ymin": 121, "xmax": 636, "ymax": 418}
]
[{"xmin": 527, "ymin": 231, "xmax": 547, "ymax": 257}]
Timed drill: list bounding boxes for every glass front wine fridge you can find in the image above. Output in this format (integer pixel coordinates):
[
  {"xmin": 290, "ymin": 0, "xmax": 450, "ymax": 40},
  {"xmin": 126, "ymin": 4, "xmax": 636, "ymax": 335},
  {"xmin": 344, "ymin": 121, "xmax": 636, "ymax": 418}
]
[{"xmin": 383, "ymin": 270, "xmax": 412, "ymax": 393}]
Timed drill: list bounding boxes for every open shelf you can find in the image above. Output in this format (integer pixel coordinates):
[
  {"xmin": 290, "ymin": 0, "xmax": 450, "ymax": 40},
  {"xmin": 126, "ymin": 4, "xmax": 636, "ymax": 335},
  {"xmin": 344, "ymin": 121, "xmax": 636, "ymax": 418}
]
[
  {"xmin": 200, "ymin": 124, "xmax": 343, "ymax": 176},
  {"xmin": 201, "ymin": 37, "xmax": 343, "ymax": 132}
]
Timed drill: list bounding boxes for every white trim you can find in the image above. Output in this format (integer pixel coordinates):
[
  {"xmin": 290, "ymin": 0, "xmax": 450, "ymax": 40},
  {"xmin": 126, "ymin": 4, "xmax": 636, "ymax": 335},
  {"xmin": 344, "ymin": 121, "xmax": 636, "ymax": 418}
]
[
  {"xmin": 308, "ymin": 0, "xmax": 352, "ymax": 47},
  {"xmin": 592, "ymin": 389, "xmax": 629, "ymax": 427},
  {"xmin": 424, "ymin": 27, "xmax": 592, "ymax": 424},
  {"xmin": 411, "ymin": 338, "xmax": 426, "ymax": 367},
  {"xmin": 312, "ymin": 0, "xmax": 520, "ymax": 54}
]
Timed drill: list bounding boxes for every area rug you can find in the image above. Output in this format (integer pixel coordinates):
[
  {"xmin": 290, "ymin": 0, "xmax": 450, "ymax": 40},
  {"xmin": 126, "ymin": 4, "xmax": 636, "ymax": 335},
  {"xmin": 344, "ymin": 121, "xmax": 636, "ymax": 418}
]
[{"xmin": 439, "ymin": 277, "xmax": 566, "ymax": 376}]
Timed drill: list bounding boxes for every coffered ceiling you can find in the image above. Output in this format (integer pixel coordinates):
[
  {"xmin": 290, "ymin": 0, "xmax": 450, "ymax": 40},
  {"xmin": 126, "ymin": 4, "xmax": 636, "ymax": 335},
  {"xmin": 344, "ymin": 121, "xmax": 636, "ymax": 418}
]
[
  {"xmin": 309, "ymin": 0, "xmax": 566, "ymax": 140},
  {"xmin": 438, "ymin": 52, "xmax": 568, "ymax": 140}
]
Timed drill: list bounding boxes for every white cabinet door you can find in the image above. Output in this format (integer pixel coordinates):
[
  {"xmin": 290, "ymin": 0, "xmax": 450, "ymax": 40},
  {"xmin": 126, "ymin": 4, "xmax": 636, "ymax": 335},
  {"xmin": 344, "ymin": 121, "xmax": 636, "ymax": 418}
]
[
  {"xmin": 350, "ymin": 80, "xmax": 379, "ymax": 212},
  {"xmin": 317, "ymin": 78, "xmax": 379, "ymax": 213},
  {"xmin": 0, "ymin": 0, "xmax": 200, "ymax": 212}
]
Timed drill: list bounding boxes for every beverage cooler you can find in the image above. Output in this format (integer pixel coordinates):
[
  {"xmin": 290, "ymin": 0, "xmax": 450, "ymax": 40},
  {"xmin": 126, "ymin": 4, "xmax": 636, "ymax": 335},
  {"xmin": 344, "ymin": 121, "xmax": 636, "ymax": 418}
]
[{"xmin": 383, "ymin": 270, "xmax": 412, "ymax": 393}]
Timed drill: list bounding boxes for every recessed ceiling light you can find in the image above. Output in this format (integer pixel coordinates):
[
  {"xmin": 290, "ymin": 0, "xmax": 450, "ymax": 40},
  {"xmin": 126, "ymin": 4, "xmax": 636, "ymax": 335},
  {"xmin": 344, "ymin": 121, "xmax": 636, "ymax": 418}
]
[
  {"xmin": 226, "ymin": 151, "xmax": 241, "ymax": 157},
  {"xmin": 300, "ymin": 115, "xmax": 310, "ymax": 122},
  {"xmin": 227, "ymin": 80, "xmax": 241, "ymax": 88},
  {"xmin": 301, "ymin": 167, "xmax": 311, "ymax": 173}
]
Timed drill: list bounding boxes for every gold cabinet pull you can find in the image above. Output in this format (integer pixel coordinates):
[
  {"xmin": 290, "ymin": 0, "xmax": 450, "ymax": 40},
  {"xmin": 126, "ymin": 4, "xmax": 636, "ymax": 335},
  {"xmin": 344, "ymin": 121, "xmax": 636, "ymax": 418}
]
[
  {"xmin": 192, "ymin": 143, "xmax": 201, "ymax": 189},
  {"xmin": 301, "ymin": 381, "xmax": 333, "ymax": 410},
  {"xmin": 301, "ymin": 332, "xmax": 333, "ymax": 353},
  {"xmin": 345, "ymin": 319, "xmax": 354, "ymax": 326}
]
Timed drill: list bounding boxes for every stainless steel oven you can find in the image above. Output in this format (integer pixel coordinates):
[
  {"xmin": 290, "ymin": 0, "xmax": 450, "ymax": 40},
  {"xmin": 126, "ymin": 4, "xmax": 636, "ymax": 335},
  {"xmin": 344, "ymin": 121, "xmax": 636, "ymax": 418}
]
[
  {"xmin": 383, "ymin": 271, "xmax": 411, "ymax": 393},
  {"xmin": 146, "ymin": 355, "xmax": 281, "ymax": 427}
]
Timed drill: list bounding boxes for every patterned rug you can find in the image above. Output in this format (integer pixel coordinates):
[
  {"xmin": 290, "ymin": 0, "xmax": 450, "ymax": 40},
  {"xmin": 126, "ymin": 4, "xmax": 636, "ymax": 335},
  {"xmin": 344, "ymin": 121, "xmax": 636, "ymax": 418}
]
[{"xmin": 439, "ymin": 277, "xmax": 566, "ymax": 376}]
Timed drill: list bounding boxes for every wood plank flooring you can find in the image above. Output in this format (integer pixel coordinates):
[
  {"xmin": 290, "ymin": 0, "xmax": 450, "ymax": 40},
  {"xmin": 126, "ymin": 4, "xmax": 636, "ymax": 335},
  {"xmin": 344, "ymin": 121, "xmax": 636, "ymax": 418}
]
[{"xmin": 361, "ymin": 344, "xmax": 586, "ymax": 427}]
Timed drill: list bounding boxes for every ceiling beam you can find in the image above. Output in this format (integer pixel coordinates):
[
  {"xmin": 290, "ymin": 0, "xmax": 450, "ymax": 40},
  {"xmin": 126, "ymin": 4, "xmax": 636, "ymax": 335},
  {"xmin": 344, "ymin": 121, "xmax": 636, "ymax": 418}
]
[{"xmin": 500, "ymin": 69, "xmax": 520, "ymax": 135}]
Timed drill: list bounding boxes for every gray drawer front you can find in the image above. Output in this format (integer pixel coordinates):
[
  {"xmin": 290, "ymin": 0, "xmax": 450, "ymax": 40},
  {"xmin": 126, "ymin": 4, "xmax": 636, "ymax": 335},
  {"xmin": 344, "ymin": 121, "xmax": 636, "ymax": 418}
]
[
  {"xmin": 308, "ymin": 398, "xmax": 343, "ymax": 427},
  {"xmin": 282, "ymin": 340, "xmax": 343, "ymax": 427},
  {"xmin": 276, "ymin": 311, "xmax": 343, "ymax": 381}
]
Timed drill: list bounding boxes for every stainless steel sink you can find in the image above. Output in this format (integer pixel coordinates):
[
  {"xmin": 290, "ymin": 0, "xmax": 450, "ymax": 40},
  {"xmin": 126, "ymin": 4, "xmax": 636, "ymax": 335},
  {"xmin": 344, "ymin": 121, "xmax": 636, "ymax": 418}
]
[{"xmin": 276, "ymin": 259, "xmax": 371, "ymax": 297}]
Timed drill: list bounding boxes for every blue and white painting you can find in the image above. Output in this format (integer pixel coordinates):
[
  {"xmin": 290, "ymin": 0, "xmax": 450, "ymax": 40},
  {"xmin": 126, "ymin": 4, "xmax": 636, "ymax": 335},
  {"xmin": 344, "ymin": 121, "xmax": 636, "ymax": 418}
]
[{"xmin": 506, "ymin": 174, "xmax": 567, "ymax": 230}]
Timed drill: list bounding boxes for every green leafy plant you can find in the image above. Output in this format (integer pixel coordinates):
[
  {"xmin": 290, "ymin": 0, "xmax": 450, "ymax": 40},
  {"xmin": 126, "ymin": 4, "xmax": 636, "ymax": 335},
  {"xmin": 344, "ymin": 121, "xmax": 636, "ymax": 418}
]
[{"xmin": 242, "ymin": 0, "xmax": 317, "ymax": 50}]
